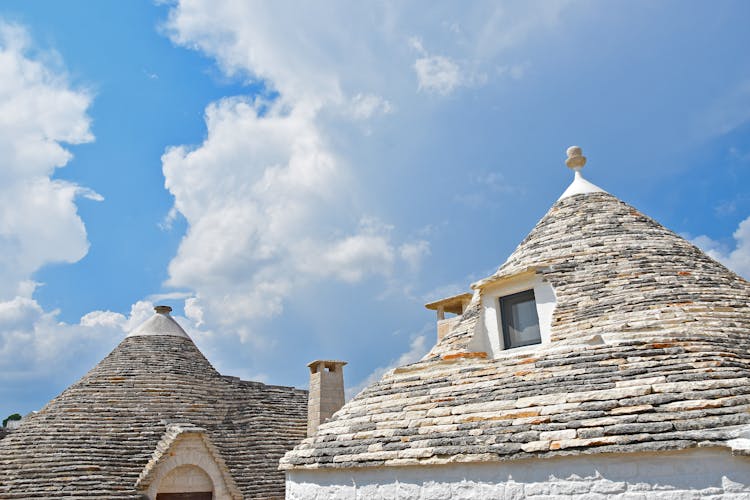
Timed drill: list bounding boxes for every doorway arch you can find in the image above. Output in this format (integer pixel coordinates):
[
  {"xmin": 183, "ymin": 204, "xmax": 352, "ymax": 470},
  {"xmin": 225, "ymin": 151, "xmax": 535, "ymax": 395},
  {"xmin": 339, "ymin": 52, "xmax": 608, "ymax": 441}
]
[{"xmin": 155, "ymin": 464, "xmax": 213, "ymax": 500}]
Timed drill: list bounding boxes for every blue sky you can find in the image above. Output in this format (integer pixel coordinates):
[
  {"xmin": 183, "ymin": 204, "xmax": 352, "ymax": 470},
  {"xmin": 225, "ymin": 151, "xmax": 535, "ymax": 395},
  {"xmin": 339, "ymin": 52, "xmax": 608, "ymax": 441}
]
[{"xmin": 1, "ymin": 1, "xmax": 749, "ymax": 419}]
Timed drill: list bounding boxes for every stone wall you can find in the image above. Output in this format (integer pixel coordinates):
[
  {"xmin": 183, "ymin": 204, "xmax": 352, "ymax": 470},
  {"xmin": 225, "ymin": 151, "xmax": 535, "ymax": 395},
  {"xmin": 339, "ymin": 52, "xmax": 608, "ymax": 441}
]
[
  {"xmin": 157, "ymin": 465, "xmax": 213, "ymax": 494},
  {"xmin": 141, "ymin": 432, "xmax": 239, "ymax": 500},
  {"xmin": 286, "ymin": 448, "xmax": 750, "ymax": 499}
]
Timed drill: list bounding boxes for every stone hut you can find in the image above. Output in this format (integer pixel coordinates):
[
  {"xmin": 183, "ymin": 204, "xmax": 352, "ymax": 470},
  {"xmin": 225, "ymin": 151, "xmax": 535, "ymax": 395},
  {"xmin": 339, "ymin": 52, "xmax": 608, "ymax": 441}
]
[
  {"xmin": 0, "ymin": 306, "xmax": 308, "ymax": 499},
  {"xmin": 281, "ymin": 147, "xmax": 750, "ymax": 498}
]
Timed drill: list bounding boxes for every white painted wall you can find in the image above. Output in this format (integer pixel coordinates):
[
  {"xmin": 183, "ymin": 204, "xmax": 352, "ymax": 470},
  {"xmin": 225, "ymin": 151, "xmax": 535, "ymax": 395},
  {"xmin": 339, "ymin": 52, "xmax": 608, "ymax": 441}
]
[
  {"xmin": 473, "ymin": 273, "xmax": 556, "ymax": 357},
  {"xmin": 286, "ymin": 448, "xmax": 750, "ymax": 499}
]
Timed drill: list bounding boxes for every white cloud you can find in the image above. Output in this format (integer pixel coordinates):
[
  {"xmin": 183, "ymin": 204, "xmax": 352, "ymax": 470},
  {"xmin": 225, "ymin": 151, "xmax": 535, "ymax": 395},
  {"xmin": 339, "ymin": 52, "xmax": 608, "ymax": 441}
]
[
  {"xmin": 399, "ymin": 240, "xmax": 431, "ymax": 272},
  {"xmin": 79, "ymin": 310, "xmax": 126, "ymax": 328},
  {"xmin": 146, "ymin": 291, "xmax": 194, "ymax": 303},
  {"xmin": 161, "ymin": 97, "xmax": 415, "ymax": 340},
  {"xmin": 184, "ymin": 296, "xmax": 204, "ymax": 326},
  {"xmin": 0, "ymin": 296, "xmax": 121, "ymax": 382},
  {"xmin": 0, "ymin": 22, "xmax": 96, "ymax": 299},
  {"xmin": 164, "ymin": 0, "xmax": 346, "ymax": 106},
  {"xmin": 348, "ymin": 93, "xmax": 393, "ymax": 120},
  {"xmin": 692, "ymin": 215, "xmax": 750, "ymax": 279},
  {"xmin": 411, "ymin": 37, "xmax": 487, "ymax": 96},
  {"xmin": 415, "ymin": 55, "xmax": 464, "ymax": 95},
  {"xmin": 164, "ymin": 2, "xmax": 569, "ymax": 106},
  {"xmin": 311, "ymin": 233, "xmax": 395, "ymax": 283}
]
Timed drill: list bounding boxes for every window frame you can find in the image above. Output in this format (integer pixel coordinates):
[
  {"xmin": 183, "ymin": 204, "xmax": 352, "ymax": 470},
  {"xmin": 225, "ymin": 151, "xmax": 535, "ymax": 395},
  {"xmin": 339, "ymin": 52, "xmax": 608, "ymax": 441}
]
[{"xmin": 499, "ymin": 289, "xmax": 542, "ymax": 349}]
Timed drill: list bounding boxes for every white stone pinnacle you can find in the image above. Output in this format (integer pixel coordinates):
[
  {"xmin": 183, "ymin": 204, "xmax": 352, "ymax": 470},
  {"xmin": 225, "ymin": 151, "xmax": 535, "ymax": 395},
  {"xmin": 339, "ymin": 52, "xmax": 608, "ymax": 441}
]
[{"xmin": 558, "ymin": 145, "xmax": 607, "ymax": 200}]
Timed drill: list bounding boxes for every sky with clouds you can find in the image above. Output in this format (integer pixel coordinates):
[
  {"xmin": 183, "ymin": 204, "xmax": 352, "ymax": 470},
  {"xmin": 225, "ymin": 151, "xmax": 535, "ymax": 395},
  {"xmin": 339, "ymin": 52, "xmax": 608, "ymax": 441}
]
[{"xmin": 1, "ymin": 0, "xmax": 749, "ymax": 419}]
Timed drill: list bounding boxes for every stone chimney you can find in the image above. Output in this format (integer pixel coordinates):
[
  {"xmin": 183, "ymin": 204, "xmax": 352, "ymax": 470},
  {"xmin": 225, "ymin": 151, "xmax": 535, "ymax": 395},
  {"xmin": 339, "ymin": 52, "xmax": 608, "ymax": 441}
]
[
  {"xmin": 425, "ymin": 292, "xmax": 472, "ymax": 342},
  {"xmin": 307, "ymin": 360, "xmax": 347, "ymax": 437}
]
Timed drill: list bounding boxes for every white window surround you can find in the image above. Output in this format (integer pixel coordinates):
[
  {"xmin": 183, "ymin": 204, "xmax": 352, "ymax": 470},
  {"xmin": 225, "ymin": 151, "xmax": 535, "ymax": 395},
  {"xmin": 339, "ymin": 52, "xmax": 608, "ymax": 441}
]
[{"xmin": 470, "ymin": 272, "xmax": 557, "ymax": 358}]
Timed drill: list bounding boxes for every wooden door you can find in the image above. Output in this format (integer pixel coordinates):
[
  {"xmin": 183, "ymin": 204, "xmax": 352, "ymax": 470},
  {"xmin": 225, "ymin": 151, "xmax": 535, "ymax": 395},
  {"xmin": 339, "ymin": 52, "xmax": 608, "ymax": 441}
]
[{"xmin": 156, "ymin": 493, "xmax": 212, "ymax": 500}]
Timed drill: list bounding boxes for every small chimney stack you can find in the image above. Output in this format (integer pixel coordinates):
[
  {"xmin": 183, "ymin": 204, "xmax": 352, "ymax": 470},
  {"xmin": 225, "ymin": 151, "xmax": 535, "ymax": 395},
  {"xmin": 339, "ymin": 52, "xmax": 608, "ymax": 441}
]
[
  {"xmin": 306, "ymin": 360, "xmax": 347, "ymax": 437},
  {"xmin": 424, "ymin": 292, "xmax": 472, "ymax": 342}
]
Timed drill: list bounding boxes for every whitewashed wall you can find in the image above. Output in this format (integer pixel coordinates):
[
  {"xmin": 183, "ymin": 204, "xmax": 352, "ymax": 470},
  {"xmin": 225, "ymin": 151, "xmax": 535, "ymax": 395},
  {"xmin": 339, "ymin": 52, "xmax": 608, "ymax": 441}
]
[{"xmin": 286, "ymin": 448, "xmax": 750, "ymax": 499}]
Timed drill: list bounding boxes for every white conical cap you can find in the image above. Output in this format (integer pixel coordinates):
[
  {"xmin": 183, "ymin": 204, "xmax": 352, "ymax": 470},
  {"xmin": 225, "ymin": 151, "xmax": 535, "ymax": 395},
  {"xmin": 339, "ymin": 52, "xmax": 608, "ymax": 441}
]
[
  {"xmin": 558, "ymin": 146, "xmax": 607, "ymax": 200},
  {"xmin": 127, "ymin": 305, "xmax": 191, "ymax": 338}
]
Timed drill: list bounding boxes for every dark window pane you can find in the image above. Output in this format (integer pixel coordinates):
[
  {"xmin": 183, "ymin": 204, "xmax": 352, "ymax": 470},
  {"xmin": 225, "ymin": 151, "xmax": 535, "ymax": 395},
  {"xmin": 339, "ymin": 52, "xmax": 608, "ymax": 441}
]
[{"xmin": 500, "ymin": 290, "xmax": 541, "ymax": 349}]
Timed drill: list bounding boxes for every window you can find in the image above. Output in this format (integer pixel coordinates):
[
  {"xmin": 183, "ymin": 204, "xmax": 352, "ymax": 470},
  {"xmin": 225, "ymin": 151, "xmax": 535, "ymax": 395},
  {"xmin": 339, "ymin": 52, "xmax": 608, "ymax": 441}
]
[{"xmin": 500, "ymin": 290, "xmax": 541, "ymax": 349}]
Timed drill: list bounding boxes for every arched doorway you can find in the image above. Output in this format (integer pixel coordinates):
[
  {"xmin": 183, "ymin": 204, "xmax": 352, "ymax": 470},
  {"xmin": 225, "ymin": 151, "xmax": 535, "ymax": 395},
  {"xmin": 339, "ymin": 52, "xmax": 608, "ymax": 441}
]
[{"xmin": 155, "ymin": 464, "xmax": 214, "ymax": 500}]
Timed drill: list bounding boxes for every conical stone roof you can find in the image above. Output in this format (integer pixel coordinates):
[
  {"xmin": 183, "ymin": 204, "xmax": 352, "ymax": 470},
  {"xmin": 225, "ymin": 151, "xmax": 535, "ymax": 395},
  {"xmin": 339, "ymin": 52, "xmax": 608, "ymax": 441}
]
[
  {"xmin": 281, "ymin": 156, "xmax": 750, "ymax": 470},
  {"xmin": 0, "ymin": 308, "xmax": 307, "ymax": 499},
  {"xmin": 473, "ymin": 191, "xmax": 750, "ymax": 345}
]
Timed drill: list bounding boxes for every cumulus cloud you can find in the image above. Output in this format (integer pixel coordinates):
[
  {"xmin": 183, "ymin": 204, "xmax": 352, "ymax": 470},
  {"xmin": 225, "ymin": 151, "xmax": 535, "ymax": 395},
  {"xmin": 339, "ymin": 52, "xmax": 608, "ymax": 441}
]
[
  {"xmin": 0, "ymin": 298, "xmax": 120, "ymax": 382},
  {"xmin": 162, "ymin": 97, "xmax": 416, "ymax": 339},
  {"xmin": 164, "ymin": 0, "xmax": 347, "ymax": 106},
  {"xmin": 410, "ymin": 37, "xmax": 486, "ymax": 96},
  {"xmin": 0, "ymin": 22, "xmax": 95, "ymax": 299},
  {"xmin": 414, "ymin": 55, "xmax": 464, "ymax": 95},
  {"xmin": 692, "ymin": 215, "xmax": 750, "ymax": 279},
  {"xmin": 164, "ymin": 2, "xmax": 568, "ymax": 106},
  {"xmin": 79, "ymin": 310, "xmax": 127, "ymax": 328},
  {"xmin": 348, "ymin": 93, "xmax": 393, "ymax": 120}
]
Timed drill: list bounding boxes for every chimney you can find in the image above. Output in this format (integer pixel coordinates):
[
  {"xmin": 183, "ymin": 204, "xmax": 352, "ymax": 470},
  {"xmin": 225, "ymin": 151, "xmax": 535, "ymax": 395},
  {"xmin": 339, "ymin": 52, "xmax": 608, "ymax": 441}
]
[
  {"xmin": 424, "ymin": 292, "xmax": 472, "ymax": 342},
  {"xmin": 307, "ymin": 360, "xmax": 347, "ymax": 437}
]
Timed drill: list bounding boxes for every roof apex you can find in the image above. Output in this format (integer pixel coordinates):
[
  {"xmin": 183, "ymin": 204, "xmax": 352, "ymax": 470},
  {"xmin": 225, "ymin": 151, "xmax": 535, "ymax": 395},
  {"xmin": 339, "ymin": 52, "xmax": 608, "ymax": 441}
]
[
  {"xmin": 558, "ymin": 170, "xmax": 607, "ymax": 200},
  {"xmin": 127, "ymin": 307, "xmax": 190, "ymax": 338},
  {"xmin": 559, "ymin": 146, "xmax": 607, "ymax": 200}
]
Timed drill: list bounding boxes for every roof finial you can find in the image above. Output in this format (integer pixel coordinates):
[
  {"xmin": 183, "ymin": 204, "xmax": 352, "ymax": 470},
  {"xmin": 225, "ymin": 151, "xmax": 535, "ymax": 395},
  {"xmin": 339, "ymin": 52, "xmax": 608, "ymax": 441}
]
[
  {"xmin": 565, "ymin": 146, "xmax": 586, "ymax": 172},
  {"xmin": 154, "ymin": 305, "xmax": 172, "ymax": 315},
  {"xmin": 558, "ymin": 146, "xmax": 607, "ymax": 200}
]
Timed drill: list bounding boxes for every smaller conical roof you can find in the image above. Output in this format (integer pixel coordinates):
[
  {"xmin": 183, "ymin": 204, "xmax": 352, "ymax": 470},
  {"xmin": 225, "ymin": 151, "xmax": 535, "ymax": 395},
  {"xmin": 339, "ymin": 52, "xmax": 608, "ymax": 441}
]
[
  {"xmin": 128, "ymin": 305, "xmax": 190, "ymax": 338},
  {"xmin": 0, "ymin": 305, "xmax": 307, "ymax": 498}
]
